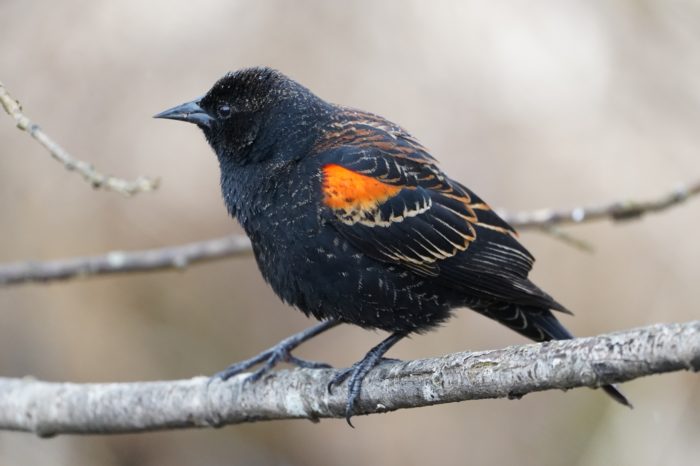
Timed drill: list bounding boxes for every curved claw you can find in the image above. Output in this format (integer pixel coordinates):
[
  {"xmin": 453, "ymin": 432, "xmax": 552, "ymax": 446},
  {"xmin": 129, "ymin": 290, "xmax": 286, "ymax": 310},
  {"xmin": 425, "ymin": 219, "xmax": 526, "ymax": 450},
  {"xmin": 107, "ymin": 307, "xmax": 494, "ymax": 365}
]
[
  {"xmin": 326, "ymin": 334, "xmax": 406, "ymax": 426},
  {"xmin": 342, "ymin": 361, "xmax": 376, "ymax": 427},
  {"xmin": 327, "ymin": 367, "xmax": 355, "ymax": 394}
]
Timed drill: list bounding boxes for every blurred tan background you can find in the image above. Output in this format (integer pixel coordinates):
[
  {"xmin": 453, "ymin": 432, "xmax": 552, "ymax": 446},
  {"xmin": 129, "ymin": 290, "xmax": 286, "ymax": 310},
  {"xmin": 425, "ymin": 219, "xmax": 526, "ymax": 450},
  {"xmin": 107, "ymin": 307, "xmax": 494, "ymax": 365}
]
[{"xmin": 1, "ymin": 1, "xmax": 699, "ymax": 465}]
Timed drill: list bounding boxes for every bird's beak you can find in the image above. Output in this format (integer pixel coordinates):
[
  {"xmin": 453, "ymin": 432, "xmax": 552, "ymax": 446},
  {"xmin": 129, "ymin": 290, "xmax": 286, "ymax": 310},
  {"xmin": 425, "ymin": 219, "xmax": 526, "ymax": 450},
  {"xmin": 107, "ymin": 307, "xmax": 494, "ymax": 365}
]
[{"xmin": 153, "ymin": 98, "xmax": 214, "ymax": 128}]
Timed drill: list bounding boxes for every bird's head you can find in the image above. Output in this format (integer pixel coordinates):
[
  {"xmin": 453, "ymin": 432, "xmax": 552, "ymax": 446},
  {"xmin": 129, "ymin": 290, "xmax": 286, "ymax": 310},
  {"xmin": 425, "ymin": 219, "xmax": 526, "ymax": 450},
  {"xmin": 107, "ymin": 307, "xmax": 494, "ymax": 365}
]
[{"xmin": 155, "ymin": 67, "xmax": 325, "ymax": 165}]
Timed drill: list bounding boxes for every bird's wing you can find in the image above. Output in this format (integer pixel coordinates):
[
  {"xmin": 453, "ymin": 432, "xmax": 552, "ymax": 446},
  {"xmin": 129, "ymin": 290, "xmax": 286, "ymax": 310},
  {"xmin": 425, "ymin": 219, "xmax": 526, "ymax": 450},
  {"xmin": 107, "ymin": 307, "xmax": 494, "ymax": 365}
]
[{"xmin": 313, "ymin": 113, "xmax": 567, "ymax": 311}]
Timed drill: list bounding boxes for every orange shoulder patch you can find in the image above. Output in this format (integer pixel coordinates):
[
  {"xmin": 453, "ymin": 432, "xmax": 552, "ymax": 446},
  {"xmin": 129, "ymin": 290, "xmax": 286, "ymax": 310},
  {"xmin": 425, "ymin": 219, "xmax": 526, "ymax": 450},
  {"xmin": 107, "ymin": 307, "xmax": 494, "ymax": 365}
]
[{"xmin": 322, "ymin": 164, "xmax": 401, "ymax": 210}]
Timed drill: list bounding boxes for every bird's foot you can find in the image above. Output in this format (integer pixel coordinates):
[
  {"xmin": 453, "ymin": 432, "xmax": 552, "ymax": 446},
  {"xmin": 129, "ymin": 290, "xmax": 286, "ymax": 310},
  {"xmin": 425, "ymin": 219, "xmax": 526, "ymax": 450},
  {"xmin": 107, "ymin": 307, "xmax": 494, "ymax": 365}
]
[
  {"xmin": 212, "ymin": 320, "xmax": 340, "ymax": 383},
  {"xmin": 327, "ymin": 334, "xmax": 406, "ymax": 427},
  {"xmin": 214, "ymin": 344, "xmax": 332, "ymax": 383}
]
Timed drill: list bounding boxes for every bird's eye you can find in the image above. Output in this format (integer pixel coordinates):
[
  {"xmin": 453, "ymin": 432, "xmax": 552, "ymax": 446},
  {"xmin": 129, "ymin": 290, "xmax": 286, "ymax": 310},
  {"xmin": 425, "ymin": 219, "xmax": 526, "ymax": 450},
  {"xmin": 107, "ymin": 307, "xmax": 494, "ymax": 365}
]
[{"xmin": 217, "ymin": 103, "xmax": 232, "ymax": 119}]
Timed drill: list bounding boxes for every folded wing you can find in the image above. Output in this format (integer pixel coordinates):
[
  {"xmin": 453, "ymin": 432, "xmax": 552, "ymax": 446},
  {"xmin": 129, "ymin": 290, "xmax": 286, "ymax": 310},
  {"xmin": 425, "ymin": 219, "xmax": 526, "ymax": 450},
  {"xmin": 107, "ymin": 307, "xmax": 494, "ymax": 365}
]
[{"xmin": 314, "ymin": 109, "xmax": 568, "ymax": 312}]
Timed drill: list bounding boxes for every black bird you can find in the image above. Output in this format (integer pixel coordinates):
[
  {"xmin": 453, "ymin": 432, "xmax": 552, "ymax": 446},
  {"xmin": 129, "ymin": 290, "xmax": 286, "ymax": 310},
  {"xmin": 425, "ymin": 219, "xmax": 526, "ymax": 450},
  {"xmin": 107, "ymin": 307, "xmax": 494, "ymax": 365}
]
[{"xmin": 155, "ymin": 67, "xmax": 630, "ymax": 424}]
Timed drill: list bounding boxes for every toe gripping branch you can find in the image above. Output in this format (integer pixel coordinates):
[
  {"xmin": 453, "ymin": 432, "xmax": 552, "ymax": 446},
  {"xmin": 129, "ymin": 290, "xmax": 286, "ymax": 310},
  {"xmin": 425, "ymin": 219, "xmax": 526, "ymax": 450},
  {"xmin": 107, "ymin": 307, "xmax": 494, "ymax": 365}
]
[
  {"xmin": 213, "ymin": 320, "xmax": 340, "ymax": 382},
  {"xmin": 328, "ymin": 332, "xmax": 407, "ymax": 427},
  {"xmin": 212, "ymin": 320, "xmax": 406, "ymax": 427}
]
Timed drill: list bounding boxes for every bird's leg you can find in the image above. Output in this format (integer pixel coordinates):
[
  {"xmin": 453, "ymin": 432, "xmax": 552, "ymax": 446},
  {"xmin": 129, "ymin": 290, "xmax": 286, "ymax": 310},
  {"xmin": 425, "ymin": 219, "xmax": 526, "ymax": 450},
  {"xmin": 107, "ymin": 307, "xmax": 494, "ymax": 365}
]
[
  {"xmin": 213, "ymin": 320, "xmax": 341, "ymax": 383},
  {"xmin": 328, "ymin": 332, "xmax": 407, "ymax": 427}
]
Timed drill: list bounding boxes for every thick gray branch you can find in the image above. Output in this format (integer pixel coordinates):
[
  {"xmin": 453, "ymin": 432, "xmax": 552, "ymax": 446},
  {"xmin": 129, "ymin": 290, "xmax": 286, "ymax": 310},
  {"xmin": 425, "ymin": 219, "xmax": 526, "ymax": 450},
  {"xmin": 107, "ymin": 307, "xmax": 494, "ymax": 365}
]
[
  {"xmin": 0, "ymin": 321, "xmax": 697, "ymax": 436},
  {"xmin": 1, "ymin": 180, "xmax": 698, "ymax": 287},
  {"xmin": 0, "ymin": 81, "xmax": 159, "ymax": 196}
]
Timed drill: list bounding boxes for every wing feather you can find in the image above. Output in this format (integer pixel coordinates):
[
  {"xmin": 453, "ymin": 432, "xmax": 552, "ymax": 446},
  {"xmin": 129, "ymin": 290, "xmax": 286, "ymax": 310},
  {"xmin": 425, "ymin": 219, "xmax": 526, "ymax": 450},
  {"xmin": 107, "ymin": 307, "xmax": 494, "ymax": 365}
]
[{"xmin": 314, "ymin": 109, "xmax": 568, "ymax": 312}]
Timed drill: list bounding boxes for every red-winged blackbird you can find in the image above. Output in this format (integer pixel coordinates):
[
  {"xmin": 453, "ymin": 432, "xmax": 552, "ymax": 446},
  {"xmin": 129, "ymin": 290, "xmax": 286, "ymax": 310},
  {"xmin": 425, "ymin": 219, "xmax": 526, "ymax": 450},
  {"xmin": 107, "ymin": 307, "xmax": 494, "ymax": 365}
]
[{"xmin": 155, "ymin": 67, "xmax": 630, "ymax": 424}]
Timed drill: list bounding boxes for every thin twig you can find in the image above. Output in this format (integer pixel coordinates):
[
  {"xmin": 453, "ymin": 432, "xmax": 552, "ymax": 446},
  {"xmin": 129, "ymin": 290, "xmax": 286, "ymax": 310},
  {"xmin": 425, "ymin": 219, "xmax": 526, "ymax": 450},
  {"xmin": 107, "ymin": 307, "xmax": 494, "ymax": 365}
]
[
  {"xmin": 501, "ymin": 180, "xmax": 700, "ymax": 229},
  {"xmin": 539, "ymin": 225, "xmax": 595, "ymax": 252},
  {"xmin": 0, "ymin": 236, "xmax": 252, "ymax": 286},
  {"xmin": 0, "ymin": 81, "xmax": 159, "ymax": 196},
  {"xmin": 0, "ymin": 321, "xmax": 697, "ymax": 436}
]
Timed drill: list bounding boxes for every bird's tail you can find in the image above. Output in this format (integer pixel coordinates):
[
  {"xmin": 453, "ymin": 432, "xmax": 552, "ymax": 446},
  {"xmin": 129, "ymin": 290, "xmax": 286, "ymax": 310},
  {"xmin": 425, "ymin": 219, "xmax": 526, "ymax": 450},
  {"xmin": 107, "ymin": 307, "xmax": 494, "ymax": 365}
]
[{"xmin": 479, "ymin": 303, "xmax": 632, "ymax": 408}]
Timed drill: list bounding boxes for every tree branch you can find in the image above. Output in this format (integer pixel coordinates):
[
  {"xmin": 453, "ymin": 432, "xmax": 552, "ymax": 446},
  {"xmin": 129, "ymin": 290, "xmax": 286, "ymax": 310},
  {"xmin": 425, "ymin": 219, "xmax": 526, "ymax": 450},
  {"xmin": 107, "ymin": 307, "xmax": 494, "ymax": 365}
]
[
  {"xmin": 0, "ymin": 236, "xmax": 252, "ymax": 286},
  {"xmin": 500, "ymin": 180, "xmax": 700, "ymax": 228},
  {"xmin": 0, "ymin": 81, "xmax": 159, "ymax": 196},
  {"xmin": 0, "ymin": 180, "xmax": 697, "ymax": 286},
  {"xmin": 0, "ymin": 321, "xmax": 697, "ymax": 436}
]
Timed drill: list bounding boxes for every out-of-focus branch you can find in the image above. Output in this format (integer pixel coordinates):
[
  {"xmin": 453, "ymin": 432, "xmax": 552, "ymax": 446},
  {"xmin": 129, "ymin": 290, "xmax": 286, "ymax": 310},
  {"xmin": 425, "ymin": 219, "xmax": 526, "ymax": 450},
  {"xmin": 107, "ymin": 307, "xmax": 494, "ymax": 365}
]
[
  {"xmin": 501, "ymin": 180, "xmax": 700, "ymax": 229},
  {"xmin": 0, "ymin": 81, "xmax": 159, "ymax": 196},
  {"xmin": 0, "ymin": 321, "xmax": 697, "ymax": 436},
  {"xmin": 0, "ymin": 236, "xmax": 252, "ymax": 286},
  {"xmin": 0, "ymin": 180, "xmax": 698, "ymax": 286}
]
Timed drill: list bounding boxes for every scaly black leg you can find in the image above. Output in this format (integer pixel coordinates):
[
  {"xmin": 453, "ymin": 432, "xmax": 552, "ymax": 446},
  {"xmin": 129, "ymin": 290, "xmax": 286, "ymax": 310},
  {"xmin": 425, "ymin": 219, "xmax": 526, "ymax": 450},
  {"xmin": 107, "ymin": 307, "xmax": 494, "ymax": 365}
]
[
  {"xmin": 328, "ymin": 332, "xmax": 407, "ymax": 427},
  {"xmin": 213, "ymin": 320, "xmax": 341, "ymax": 382}
]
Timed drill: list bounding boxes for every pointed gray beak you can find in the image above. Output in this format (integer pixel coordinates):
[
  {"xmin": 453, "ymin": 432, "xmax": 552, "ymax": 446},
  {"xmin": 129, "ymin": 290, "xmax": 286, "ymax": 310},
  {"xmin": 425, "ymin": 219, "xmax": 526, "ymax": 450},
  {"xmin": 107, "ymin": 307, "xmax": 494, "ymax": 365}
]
[{"xmin": 154, "ymin": 98, "xmax": 214, "ymax": 128}]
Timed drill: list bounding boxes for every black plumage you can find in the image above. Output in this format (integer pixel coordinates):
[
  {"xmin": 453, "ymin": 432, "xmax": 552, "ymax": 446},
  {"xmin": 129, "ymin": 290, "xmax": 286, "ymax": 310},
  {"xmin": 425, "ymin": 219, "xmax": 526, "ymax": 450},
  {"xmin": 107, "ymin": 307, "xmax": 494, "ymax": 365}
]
[{"xmin": 155, "ymin": 67, "xmax": 630, "ymax": 424}]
